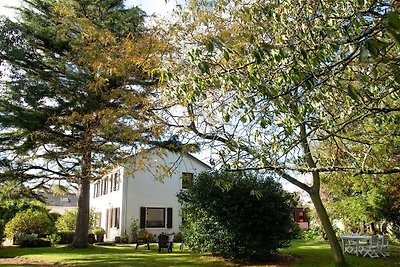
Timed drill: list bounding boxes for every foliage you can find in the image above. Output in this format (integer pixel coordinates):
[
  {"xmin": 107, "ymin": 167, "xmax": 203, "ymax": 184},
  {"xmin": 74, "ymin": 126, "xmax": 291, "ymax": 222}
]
[
  {"xmin": 0, "ymin": 0, "xmax": 168, "ymax": 247},
  {"xmin": 178, "ymin": 171, "xmax": 297, "ymax": 260},
  {"xmin": 56, "ymin": 209, "xmax": 98, "ymax": 232},
  {"xmin": 57, "ymin": 232, "xmax": 75, "ymax": 244},
  {"xmin": 164, "ymin": 0, "xmax": 400, "ymax": 264},
  {"xmin": 4, "ymin": 209, "xmax": 55, "ymax": 242},
  {"xmin": 0, "ymin": 183, "xmax": 50, "ymax": 240},
  {"xmin": 47, "ymin": 233, "xmax": 62, "ymax": 246},
  {"xmin": 129, "ymin": 217, "xmax": 139, "ymax": 241},
  {"xmin": 137, "ymin": 230, "xmax": 154, "ymax": 242},
  {"xmin": 18, "ymin": 234, "xmax": 52, "ymax": 247},
  {"xmin": 92, "ymin": 227, "xmax": 105, "ymax": 236}
]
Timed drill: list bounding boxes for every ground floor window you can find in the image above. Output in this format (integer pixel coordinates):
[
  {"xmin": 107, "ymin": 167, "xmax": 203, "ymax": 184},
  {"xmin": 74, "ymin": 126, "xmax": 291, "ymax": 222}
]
[{"xmin": 140, "ymin": 207, "xmax": 172, "ymax": 228}]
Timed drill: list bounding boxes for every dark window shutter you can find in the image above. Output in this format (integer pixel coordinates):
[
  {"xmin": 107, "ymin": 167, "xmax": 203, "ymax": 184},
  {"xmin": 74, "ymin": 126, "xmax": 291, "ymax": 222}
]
[
  {"xmin": 167, "ymin": 208, "xmax": 173, "ymax": 228},
  {"xmin": 116, "ymin": 208, "xmax": 120, "ymax": 229},
  {"xmin": 140, "ymin": 207, "xmax": 146, "ymax": 229}
]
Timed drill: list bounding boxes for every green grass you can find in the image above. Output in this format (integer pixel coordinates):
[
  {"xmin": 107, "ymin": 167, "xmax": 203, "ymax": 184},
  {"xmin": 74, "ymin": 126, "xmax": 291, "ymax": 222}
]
[
  {"xmin": 0, "ymin": 241, "xmax": 399, "ymax": 266},
  {"xmin": 0, "ymin": 244, "xmax": 235, "ymax": 267},
  {"xmin": 281, "ymin": 240, "xmax": 400, "ymax": 267}
]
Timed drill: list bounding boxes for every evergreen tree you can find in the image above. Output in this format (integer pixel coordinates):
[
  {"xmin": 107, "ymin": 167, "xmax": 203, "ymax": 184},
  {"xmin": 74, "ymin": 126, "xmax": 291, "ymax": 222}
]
[{"xmin": 0, "ymin": 0, "xmax": 166, "ymax": 248}]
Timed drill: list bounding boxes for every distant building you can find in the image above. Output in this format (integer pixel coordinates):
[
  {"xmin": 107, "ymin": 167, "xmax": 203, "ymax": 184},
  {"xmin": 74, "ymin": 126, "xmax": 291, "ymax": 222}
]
[
  {"xmin": 294, "ymin": 207, "xmax": 309, "ymax": 229},
  {"xmin": 42, "ymin": 192, "xmax": 78, "ymax": 214}
]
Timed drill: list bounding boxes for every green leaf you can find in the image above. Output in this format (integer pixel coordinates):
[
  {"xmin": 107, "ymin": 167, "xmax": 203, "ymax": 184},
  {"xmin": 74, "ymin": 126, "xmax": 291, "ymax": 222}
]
[
  {"xmin": 224, "ymin": 113, "xmax": 230, "ymax": 122},
  {"xmin": 198, "ymin": 61, "xmax": 210, "ymax": 74},
  {"xmin": 206, "ymin": 41, "xmax": 214, "ymax": 53},
  {"xmin": 359, "ymin": 46, "xmax": 369, "ymax": 62},
  {"xmin": 357, "ymin": 0, "xmax": 364, "ymax": 7},
  {"xmin": 223, "ymin": 50, "xmax": 230, "ymax": 61},
  {"xmin": 347, "ymin": 85, "xmax": 359, "ymax": 101},
  {"xmin": 253, "ymin": 51, "xmax": 262, "ymax": 64},
  {"xmin": 387, "ymin": 11, "xmax": 400, "ymax": 33}
]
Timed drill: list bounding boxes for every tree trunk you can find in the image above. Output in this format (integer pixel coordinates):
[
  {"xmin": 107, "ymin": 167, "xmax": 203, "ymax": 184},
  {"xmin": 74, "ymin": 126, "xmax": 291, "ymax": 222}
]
[
  {"xmin": 310, "ymin": 189, "xmax": 345, "ymax": 267},
  {"xmin": 72, "ymin": 148, "xmax": 91, "ymax": 248}
]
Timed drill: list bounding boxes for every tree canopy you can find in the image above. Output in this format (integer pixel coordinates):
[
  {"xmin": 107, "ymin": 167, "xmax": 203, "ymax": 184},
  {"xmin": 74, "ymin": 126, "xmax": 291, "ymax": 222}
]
[
  {"xmin": 163, "ymin": 0, "xmax": 400, "ymax": 265},
  {"xmin": 0, "ymin": 0, "xmax": 167, "ymax": 247}
]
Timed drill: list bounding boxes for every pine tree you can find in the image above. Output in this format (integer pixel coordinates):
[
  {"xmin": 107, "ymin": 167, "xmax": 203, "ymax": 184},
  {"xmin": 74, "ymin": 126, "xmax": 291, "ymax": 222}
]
[{"xmin": 0, "ymin": 0, "xmax": 165, "ymax": 248}]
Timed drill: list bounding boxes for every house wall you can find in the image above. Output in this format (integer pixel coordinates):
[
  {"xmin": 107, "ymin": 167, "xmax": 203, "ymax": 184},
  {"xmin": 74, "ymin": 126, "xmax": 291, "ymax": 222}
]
[
  {"xmin": 89, "ymin": 167, "xmax": 124, "ymax": 241},
  {"xmin": 90, "ymin": 148, "xmax": 209, "ymax": 242},
  {"xmin": 123, "ymin": 149, "xmax": 209, "ymax": 239}
]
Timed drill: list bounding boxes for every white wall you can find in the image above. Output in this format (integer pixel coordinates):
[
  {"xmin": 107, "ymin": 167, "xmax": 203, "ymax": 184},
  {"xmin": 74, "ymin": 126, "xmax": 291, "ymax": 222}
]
[
  {"xmin": 123, "ymin": 149, "xmax": 209, "ymax": 238},
  {"xmin": 90, "ymin": 167, "xmax": 124, "ymax": 241},
  {"xmin": 90, "ymin": 148, "xmax": 209, "ymax": 241}
]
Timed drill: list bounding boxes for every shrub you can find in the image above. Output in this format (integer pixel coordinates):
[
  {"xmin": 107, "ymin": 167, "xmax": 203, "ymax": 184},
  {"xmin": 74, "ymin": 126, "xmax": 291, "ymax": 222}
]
[
  {"xmin": 57, "ymin": 232, "xmax": 75, "ymax": 244},
  {"xmin": 4, "ymin": 209, "xmax": 55, "ymax": 242},
  {"xmin": 138, "ymin": 230, "xmax": 154, "ymax": 242},
  {"xmin": 92, "ymin": 227, "xmax": 105, "ymax": 236},
  {"xmin": 56, "ymin": 209, "xmax": 98, "ymax": 232},
  {"xmin": 47, "ymin": 233, "xmax": 61, "ymax": 246},
  {"xmin": 18, "ymin": 234, "xmax": 51, "ymax": 247},
  {"xmin": 129, "ymin": 218, "xmax": 139, "ymax": 242},
  {"xmin": 178, "ymin": 171, "xmax": 298, "ymax": 260},
  {"xmin": 0, "ymin": 219, "xmax": 4, "ymax": 243}
]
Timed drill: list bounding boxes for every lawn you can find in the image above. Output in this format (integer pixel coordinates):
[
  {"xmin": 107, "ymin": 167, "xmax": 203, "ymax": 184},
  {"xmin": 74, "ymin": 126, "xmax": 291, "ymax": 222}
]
[
  {"xmin": 280, "ymin": 240, "xmax": 400, "ymax": 267},
  {"xmin": 0, "ymin": 241, "xmax": 399, "ymax": 267}
]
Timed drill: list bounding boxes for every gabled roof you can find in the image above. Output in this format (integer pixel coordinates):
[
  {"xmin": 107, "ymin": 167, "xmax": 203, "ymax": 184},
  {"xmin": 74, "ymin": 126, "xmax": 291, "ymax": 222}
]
[
  {"xmin": 42, "ymin": 192, "xmax": 78, "ymax": 207},
  {"xmin": 185, "ymin": 153, "xmax": 211, "ymax": 169}
]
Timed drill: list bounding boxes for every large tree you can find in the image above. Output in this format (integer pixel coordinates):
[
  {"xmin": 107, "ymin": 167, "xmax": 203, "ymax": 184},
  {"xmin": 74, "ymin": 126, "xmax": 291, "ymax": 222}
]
[
  {"xmin": 0, "ymin": 0, "xmax": 166, "ymax": 248},
  {"xmin": 163, "ymin": 0, "xmax": 400, "ymax": 265}
]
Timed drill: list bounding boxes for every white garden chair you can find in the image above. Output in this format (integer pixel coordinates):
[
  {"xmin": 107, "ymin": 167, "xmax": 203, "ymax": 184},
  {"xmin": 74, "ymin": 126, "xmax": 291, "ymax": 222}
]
[
  {"xmin": 378, "ymin": 235, "xmax": 390, "ymax": 257},
  {"xmin": 361, "ymin": 235, "xmax": 380, "ymax": 258}
]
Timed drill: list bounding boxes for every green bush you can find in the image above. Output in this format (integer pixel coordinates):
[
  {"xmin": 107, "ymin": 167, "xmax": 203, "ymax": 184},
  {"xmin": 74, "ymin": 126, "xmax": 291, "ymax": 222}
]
[
  {"xmin": 0, "ymin": 219, "xmax": 4, "ymax": 243},
  {"xmin": 18, "ymin": 234, "xmax": 51, "ymax": 247},
  {"xmin": 56, "ymin": 209, "xmax": 98, "ymax": 232},
  {"xmin": 4, "ymin": 209, "xmax": 55, "ymax": 242},
  {"xmin": 137, "ymin": 230, "xmax": 154, "ymax": 242},
  {"xmin": 57, "ymin": 232, "xmax": 75, "ymax": 244},
  {"xmin": 47, "ymin": 233, "xmax": 61, "ymax": 246},
  {"xmin": 178, "ymin": 171, "xmax": 298, "ymax": 260}
]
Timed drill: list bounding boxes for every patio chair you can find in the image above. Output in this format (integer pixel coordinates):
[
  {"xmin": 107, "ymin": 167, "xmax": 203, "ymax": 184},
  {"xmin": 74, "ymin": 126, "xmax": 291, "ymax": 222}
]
[
  {"xmin": 341, "ymin": 234, "xmax": 357, "ymax": 254},
  {"xmin": 361, "ymin": 235, "xmax": 380, "ymax": 258},
  {"xmin": 378, "ymin": 235, "xmax": 390, "ymax": 257},
  {"xmin": 158, "ymin": 233, "xmax": 174, "ymax": 253},
  {"xmin": 343, "ymin": 239, "xmax": 356, "ymax": 254}
]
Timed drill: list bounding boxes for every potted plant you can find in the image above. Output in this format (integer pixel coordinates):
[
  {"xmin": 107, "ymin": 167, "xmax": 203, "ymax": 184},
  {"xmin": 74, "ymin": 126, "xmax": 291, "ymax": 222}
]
[{"xmin": 93, "ymin": 227, "xmax": 105, "ymax": 242}]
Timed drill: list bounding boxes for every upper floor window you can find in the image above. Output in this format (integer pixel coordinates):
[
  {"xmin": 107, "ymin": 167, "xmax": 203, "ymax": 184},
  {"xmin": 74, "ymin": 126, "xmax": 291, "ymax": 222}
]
[
  {"xmin": 93, "ymin": 171, "xmax": 121, "ymax": 198},
  {"xmin": 181, "ymin": 172, "xmax": 193, "ymax": 189}
]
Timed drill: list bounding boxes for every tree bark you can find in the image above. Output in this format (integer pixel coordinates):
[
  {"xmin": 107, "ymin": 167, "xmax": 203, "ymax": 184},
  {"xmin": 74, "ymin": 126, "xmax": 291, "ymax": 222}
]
[
  {"xmin": 72, "ymin": 148, "xmax": 91, "ymax": 248},
  {"xmin": 310, "ymin": 188, "xmax": 345, "ymax": 267}
]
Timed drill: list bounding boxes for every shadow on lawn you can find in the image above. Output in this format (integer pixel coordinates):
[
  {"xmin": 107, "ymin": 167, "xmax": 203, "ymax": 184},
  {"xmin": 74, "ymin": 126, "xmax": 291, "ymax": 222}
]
[{"xmin": 0, "ymin": 244, "xmax": 233, "ymax": 267}]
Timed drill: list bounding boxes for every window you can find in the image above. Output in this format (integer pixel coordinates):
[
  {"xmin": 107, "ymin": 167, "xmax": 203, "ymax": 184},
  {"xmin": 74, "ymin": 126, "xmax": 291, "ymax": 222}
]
[
  {"xmin": 140, "ymin": 207, "xmax": 172, "ymax": 228},
  {"xmin": 110, "ymin": 172, "xmax": 120, "ymax": 192},
  {"xmin": 107, "ymin": 207, "xmax": 120, "ymax": 229},
  {"xmin": 103, "ymin": 177, "xmax": 109, "ymax": 195},
  {"xmin": 181, "ymin": 172, "xmax": 193, "ymax": 189}
]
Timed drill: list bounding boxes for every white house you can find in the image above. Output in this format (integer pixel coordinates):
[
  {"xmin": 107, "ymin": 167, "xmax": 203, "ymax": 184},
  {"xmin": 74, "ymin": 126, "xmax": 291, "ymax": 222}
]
[{"xmin": 89, "ymin": 148, "xmax": 210, "ymax": 241}]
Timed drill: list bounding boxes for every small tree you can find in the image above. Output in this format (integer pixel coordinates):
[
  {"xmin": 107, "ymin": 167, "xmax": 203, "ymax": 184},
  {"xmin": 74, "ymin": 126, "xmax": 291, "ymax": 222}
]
[
  {"xmin": 178, "ymin": 171, "xmax": 297, "ymax": 260},
  {"xmin": 4, "ymin": 209, "xmax": 54, "ymax": 242}
]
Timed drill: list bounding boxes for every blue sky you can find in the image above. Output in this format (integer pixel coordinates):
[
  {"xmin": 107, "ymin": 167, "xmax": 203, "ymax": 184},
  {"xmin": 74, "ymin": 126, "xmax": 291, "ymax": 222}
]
[{"xmin": 0, "ymin": 0, "xmax": 185, "ymax": 18}]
